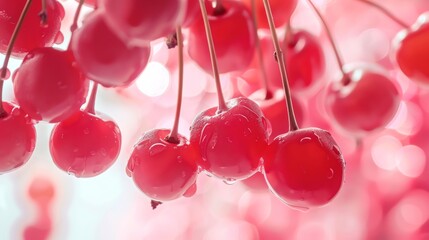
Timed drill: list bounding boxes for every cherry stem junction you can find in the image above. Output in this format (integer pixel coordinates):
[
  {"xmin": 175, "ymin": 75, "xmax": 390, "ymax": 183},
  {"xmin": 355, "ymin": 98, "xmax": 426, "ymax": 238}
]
[
  {"xmin": 166, "ymin": 27, "xmax": 184, "ymax": 144},
  {"xmin": 0, "ymin": 0, "xmax": 34, "ymax": 117},
  {"xmin": 251, "ymin": 0, "xmax": 272, "ymax": 100},
  {"xmin": 306, "ymin": 0, "xmax": 346, "ymax": 79},
  {"xmin": 262, "ymin": 0, "xmax": 299, "ymax": 131},
  {"xmin": 199, "ymin": 0, "xmax": 228, "ymax": 112},
  {"xmin": 85, "ymin": 83, "xmax": 98, "ymax": 114},
  {"xmin": 355, "ymin": 0, "xmax": 410, "ymax": 28},
  {"xmin": 39, "ymin": 0, "xmax": 47, "ymax": 25}
]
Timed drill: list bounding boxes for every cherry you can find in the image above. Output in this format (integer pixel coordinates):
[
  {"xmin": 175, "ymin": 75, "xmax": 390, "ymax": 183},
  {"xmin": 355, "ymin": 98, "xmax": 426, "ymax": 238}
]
[
  {"xmin": 284, "ymin": 29, "xmax": 326, "ymax": 91},
  {"xmin": 188, "ymin": 0, "xmax": 256, "ymax": 73},
  {"xmin": 393, "ymin": 13, "xmax": 429, "ymax": 86},
  {"xmin": 259, "ymin": 0, "xmax": 345, "ymax": 210},
  {"xmin": 263, "ymin": 128, "xmax": 345, "ymax": 210},
  {"xmin": 127, "ymin": 129, "xmax": 199, "ymax": 201},
  {"xmin": 13, "ymin": 47, "xmax": 89, "ymax": 123},
  {"xmin": 100, "ymin": 0, "xmax": 185, "ymax": 45},
  {"xmin": 0, "ymin": 102, "xmax": 36, "ymax": 173},
  {"xmin": 71, "ymin": 11, "xmax": 151, "ymax": 88},
  {"xmin": 241, "ymin": 0, "xmax": 297, "ymax": 29},
  {"xmin": 50, "ymin": 107, "xmax": 121, "ymax": 177},
  {"xmin": 0, "ymin": 0, "xmax": 64, "ymax": 57},
  {"xmin": 325, "ymin": 66, "xmax": 400, "ymax": 136},
  {"xmin": 190, "ymin": 97, "xmax": 270, "ymax": 181},
  {"xmin": 127, "ymin": 27, "xmax": 199, "ymax": 202}
]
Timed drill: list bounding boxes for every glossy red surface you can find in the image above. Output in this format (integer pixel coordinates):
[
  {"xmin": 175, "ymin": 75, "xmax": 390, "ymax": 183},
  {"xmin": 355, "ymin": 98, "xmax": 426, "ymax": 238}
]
[
  {"xmin": 264, "ymin": 128, "xmax": 345, "ymax": 210},
  {"xmin": 0, "ymin": 0, "xmax": 64, "ymax": 57},
  {"xmin": 50, "ymin": 110, "xmax": 121, "ymax": 177},
  {"xmin": 0, "ymin": 102, "xmax": 36, "ymax": 173},
  {"xmin": 13, "ymin": 48, "xmax": 89, "ymax": 123},
  {"xmin": 190, "ymin": 97, "xmax": 269, "ymax": 180},
  {"xmin": 127, "ymin": 129, "xmax": 199, "ymax": 201}
]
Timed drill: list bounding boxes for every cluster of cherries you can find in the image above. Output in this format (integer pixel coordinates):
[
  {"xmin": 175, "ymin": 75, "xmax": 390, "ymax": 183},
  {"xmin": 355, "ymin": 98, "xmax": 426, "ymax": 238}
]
[{"xmin": 0, "ymin": 0, "xmax": 426, "ymax": 211}]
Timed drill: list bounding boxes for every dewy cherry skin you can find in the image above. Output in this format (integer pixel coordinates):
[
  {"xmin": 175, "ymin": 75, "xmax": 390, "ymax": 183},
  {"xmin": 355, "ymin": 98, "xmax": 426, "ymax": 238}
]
[
  {"xmin": 127, "ymin": 129, "xmax": 199, "ymax": 201},
  {"xmin": 0, "ymin": 102, "xmax": 36, "ymax": 173},
  {"xmin": 50, "ymin": 84, "xmax": 121, "ymax": 178},
  {"xmin": 13, "ymin": 48, "xmax": 89, "ymax": 123},
  {"xmin": 0, "ymin": 0, "xmax": 64, "ymax": 57}
]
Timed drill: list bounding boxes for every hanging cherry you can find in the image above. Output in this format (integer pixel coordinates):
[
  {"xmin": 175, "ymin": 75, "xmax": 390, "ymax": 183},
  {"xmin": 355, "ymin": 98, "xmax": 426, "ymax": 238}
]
[
  {"xmin": 13, "ymin": 47, "xmax": 89, "ymax": 123},
  {"xmin": 127, "ymin": 27, "xmax": 199, "ymax": 202},
  {"xmin": 49, "ymin": 84, "xmax": 122, "ymax": 177},
  {"xmin": 261, "ymin": 0, "xmax": 345, "ymax": 210},
  {"xmin": 189, "ymin": 0, "xmax": 269, "ymax": 182}
]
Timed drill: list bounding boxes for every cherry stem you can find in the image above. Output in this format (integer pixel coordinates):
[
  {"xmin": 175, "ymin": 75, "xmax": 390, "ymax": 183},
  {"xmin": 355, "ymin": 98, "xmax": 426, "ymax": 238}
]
[
  {"xmin": 251, "ymin": 0, "xmax": 272, "ymax": 100},
  {"xmin": 262, "ymin": 0, "xmax": 299, "ymax": 131},
  {"xmin": 306, "ymin": 0, "xmax": 346, "ymax": 79},
  {"xmin": 166, "ymin": 27, "xmax": 184, "ymax": 144},
  {"xmin": 70, "ymin": 0, "xmax": 85, "ymax": 35},
  {"xmin": 199, "ymin": 0, "xmax": 228, "ymax": 112},
  {"xmin": 39, "ymin": 0, "xmax": 47, "ymax": 25},
  {"xmin": 355, "ymin": 0, "xmax": 409, "ymax": 28},
  {"xmin": 0, "ymin": 0, "xmax": 34, "ymax": 117},
  {"xmin": 85, "ymin": 83, "xmax": 98, "ymax": 114}
]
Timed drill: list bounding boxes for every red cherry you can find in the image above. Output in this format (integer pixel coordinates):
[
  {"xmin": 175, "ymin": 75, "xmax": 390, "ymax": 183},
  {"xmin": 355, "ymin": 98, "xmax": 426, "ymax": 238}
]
[
  {"xmin": 264, "ymin": 128, "xmax": 345, "ymax": 210},
  {"xmin": 100, "ymin": 0, "xmax": 185, "ymax": 45},
  {"xmin": 241, "ymin": 0, "xmax": 297, "ymax": 29},
  {"xmin": 127, "ymin": 129, "xmax": 198, "ymax": 201},
  {"xmin": 190, "ymin": 97, "xmax": 269, "ymax": 181},
  {"xmin": 249, "ymin": 88, "xmax": 305, "ymax": 141},
  {"xmin": 71, "ymin": 11, "xmax": 151, "ymax": 88},
  {"xmin": 13, "ymin": 48, "xmax": 89, "ymax": 123},
  {"xmin": 50, "ymin": 110, "xmax": 121, "ymax": 177},
  {"xmin": 325, "ymin": 66, "xmax": 400, "ymax": 136},
  {"xmin": 0, "ymin": 102, "xmax": 36, "ymax": 173},
  {"xmin": 284, "ymin": 30, "xmax": 326, "ymax": 91},
  {"xmin": 188, "ymin": 0, "xmax": 256, "ymax": 73},
  {"xmin": 393, "ymin": 13, "xmax": 429, "ymax": 85},
  {"xmin": 0, "ymin": 0, "xmax": 64, "ymax": 57}
]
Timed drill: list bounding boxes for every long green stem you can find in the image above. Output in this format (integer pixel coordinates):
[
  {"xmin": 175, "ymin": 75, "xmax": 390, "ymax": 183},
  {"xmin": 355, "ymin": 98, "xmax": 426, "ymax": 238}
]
[
  {"xmin": 261, "ymin": 0, "xmax": 299, "ymax": 131},
  {"xmin": 0, "ymin": 0, "xmax": 34, "ymax": 117},
  {"xmin": 199, "ymin": 0, "xmax": 228, "ymax": 112},
  {"xmin": 355, "ymin": 0, "xmax": 409, "ymax": 28},
  {"xmin": 166, "ymin": 27, "xmax": 184, "ymax": 144}
]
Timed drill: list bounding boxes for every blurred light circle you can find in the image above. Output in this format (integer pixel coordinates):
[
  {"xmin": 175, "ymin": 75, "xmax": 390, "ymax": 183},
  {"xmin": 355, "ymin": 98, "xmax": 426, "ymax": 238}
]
[
  {"xmin": 396, "ymin": 145, "xmax": 426, "ymax": 178},
  {"xmin": 136, "ymin": 62, "xmax": 170, "ymax": 97}
]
